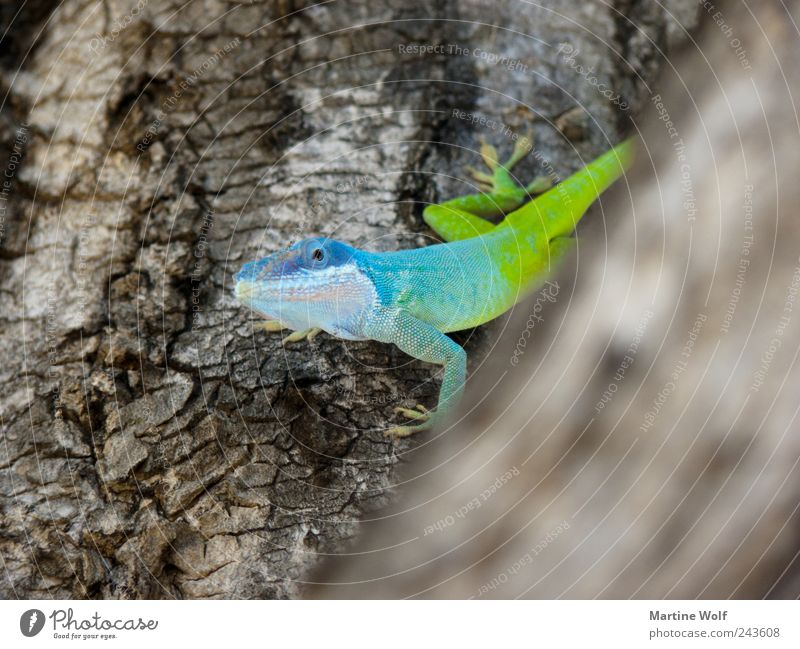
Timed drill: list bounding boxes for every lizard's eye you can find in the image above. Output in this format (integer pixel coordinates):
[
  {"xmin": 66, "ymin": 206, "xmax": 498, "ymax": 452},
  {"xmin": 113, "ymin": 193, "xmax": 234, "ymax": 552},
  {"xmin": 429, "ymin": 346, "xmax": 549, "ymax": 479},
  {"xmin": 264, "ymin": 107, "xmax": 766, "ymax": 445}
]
[{"xmin": 311, "ymin": 248, "xmax": 325, "ymax": 262}]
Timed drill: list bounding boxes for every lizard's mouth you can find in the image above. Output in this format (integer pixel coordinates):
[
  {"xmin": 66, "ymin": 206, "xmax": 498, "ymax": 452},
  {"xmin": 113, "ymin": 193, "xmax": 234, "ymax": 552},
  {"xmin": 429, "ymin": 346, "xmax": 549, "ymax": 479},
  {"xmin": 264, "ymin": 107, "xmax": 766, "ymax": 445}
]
[
  {"xmin": 235, "ymin": 276, "xmax": 320, "ymax": 301},
  {"xmin": 234, "ymin": 280, "xmax": 280, "ymax": 321},
  {"xmin": 234, "ymin": 275, "xmax": 323, "ymax": 316}
]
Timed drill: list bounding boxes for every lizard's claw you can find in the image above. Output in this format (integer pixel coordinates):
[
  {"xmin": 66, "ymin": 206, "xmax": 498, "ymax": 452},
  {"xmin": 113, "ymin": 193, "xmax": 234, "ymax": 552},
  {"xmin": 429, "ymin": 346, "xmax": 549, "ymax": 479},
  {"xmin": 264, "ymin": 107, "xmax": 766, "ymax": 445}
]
[
  {"xmin": 385, "ymin": 422, "xmax": 433, "ymax": 438},
  {"xmin": 479, "ymin": 137, "xmax": 500, "ymax": 171},
  {"xmin": 507, "ymin": 131, "xmax": 534, "ymax": 168},
  {"xmin": 393, "ymin": 404, "xmax": 429, "ymax": 421},
  {"xmin": 254, "ymin": 320, "xmax": 286, "ymax": 332},
  {"xmin": 386, "ymin": 404, "xmax": 432, "ymax": 437},
  {"xmin": 525, "ymin": 175, "xmax": 553, "ymax": 194},
  {"xmin": 467, "ymin": 132, "xmax": 546, "ymax": 195},
  {"xmin": 281, "ymin": 327, "xmax": 322, "ymax": 345},
  {"xmin": 464, "ymin": 165, "xmax": 495, "ymax": 192}
]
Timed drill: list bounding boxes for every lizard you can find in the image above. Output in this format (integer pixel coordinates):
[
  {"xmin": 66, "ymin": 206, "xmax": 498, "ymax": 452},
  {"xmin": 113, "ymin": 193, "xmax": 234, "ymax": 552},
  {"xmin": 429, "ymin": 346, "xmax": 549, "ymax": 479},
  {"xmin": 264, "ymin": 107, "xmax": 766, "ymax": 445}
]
[{"xmin": 234, "ymin": 134, "xmax": 635, "ymax": 437}]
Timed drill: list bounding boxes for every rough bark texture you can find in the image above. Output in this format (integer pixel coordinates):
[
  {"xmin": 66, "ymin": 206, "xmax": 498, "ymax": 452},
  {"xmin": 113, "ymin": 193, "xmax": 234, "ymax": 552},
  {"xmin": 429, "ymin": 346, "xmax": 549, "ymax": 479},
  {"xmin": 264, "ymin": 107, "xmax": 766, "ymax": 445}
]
[
  {"xmin": 0, "ymin": 0, "xmax": 702, "ymax": 598},
  {"xmin": 312, "ymin": 1, "xmax": 800, "ymax": 598}
]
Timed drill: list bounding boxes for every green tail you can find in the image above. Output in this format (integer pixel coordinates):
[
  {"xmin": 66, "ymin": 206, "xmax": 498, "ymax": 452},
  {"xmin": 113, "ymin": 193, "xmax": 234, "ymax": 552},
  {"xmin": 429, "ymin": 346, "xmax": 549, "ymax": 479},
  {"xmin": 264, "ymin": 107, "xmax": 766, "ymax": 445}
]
[{"xmin": 504, "ymin": 137, "xmax": 635, "ymax": 238}]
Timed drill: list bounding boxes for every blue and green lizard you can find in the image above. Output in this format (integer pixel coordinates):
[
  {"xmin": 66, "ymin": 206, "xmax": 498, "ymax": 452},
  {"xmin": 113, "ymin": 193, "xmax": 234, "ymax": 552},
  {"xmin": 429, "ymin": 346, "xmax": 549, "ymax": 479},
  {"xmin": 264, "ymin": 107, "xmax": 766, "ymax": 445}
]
[{"xmin": 235, "ymin": 135, "xmax": 634, "ymax": 436}]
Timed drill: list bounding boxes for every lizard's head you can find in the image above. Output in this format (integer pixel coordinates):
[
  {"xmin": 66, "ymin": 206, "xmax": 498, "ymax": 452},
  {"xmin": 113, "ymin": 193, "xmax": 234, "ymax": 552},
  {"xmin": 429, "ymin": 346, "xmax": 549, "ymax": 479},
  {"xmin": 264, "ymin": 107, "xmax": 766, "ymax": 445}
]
[{"xmin": 234, "ymin": 236, "xmax": 376, "ymax": 337}]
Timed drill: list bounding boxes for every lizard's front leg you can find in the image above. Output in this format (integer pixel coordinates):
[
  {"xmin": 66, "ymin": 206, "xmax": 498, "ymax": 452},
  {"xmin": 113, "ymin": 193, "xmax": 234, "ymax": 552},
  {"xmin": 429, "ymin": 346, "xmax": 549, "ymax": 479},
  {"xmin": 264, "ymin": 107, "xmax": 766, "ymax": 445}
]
[
  {"xmin": 281, "ymin": 327, "xmax": 322, "ymax": 345},
  {"xmin": 253, "ymin": 320, "xmax": 286, "ymax": 332},
  {"xmin": 365, "ymin": 308, "xmax": 467, "ymax": 438},
  {"xmin": 252, "ymin": 320, "xmax": 322, "ymax": 345}
]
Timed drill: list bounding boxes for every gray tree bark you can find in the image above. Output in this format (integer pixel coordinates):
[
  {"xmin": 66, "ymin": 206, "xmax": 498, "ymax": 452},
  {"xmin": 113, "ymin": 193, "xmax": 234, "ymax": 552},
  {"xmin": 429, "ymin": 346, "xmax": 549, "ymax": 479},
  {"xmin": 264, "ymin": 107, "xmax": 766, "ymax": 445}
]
[{"xmin": 0, "ymin": 0, "xmax": 699, "ymax": 598}]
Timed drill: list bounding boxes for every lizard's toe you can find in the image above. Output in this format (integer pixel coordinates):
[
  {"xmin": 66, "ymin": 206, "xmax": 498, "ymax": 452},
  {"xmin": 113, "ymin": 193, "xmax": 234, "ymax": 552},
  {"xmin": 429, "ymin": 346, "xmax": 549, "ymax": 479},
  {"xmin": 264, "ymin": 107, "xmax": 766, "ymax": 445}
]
[
  {"xmin": 525, "ymin": 175, "xmax": 553, "ymax": 194},
  {"xmin": 281, "ymin": 327, "xmax": 322, "ymax": 345},
  {"xmin": 394, "ymin": 405, "xmax": 430, "ymax": 421},
  {"xmin": 507, "ymin": 131, "xmax": 534, "ymax": 168},
  {"xmin": 479, "ymin": 139, "xmax": 500, "ymax": 171},
  {"xmin": 254, "ymin": 320, "xmax": 286, "ymax": 333},
  {"xmin": 385, "ymin": 421, "xmax": 432, "ymax": 438},
  {"xmin": 464, "ymin": 165, "xmax": 494, "ymax": 191}
]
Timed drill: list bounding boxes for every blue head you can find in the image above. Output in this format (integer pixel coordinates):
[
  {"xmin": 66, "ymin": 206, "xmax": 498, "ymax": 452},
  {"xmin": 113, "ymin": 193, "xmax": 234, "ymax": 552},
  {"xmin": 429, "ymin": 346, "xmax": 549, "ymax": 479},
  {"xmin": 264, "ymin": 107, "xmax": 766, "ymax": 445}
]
[{"xmin": 234, "ymin": 237, "xmax": 377, "ymax": 339}]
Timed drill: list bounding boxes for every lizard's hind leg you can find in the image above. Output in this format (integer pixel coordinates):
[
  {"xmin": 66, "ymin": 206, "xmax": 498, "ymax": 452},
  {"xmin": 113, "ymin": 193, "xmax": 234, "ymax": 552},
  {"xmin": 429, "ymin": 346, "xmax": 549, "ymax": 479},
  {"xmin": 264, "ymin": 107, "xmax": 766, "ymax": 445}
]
[
  {"xmin": 423, "ymin": 133, "xmax": 551, "ymax": 243},
  {"xmin": 423, "ymin": 202, "xmax": 497, "ymax": 242},
  {"xmin": 281, "ymin": 327, "xmax": 322, "ymax": 345},
  {"xmin": 469, "ymin": 132, "xmax": 552, "ymax": 195}
]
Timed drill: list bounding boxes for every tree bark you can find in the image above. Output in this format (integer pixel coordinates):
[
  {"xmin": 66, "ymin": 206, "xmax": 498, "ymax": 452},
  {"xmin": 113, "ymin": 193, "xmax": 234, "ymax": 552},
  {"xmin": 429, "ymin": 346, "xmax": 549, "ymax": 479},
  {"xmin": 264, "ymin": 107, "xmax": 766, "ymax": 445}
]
[{"xmin": 0, "ymin": 0, "xmax": 698, "ymax": 598}]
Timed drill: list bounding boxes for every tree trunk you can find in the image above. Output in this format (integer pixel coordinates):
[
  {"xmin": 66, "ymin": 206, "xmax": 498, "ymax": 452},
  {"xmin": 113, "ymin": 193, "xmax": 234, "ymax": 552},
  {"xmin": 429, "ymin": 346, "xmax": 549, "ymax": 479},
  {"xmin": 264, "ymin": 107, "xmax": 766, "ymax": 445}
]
[{"xmin": 1, "ymin": 0, "xmax": 698, "ymax": 598}]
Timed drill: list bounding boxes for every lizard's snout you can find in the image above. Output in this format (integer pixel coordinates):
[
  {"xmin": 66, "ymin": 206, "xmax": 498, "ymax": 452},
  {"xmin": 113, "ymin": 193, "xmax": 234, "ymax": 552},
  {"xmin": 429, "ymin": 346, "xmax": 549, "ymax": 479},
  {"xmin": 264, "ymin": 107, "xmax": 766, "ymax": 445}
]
[
  {"xmin": 234, "ymin": 258, "xmax": 269, "ymax": 304},
  {"xmin": 234, "ymin": 279, "xmax": 256, "ymax": 300}
]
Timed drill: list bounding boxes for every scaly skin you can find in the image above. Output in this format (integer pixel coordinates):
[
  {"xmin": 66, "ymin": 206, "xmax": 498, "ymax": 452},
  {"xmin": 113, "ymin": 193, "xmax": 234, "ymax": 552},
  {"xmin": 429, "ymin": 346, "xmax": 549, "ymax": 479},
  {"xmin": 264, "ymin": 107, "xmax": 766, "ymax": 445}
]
[{"xmin": 235, "ymin": 136, "xmax": 635, "ymax": 436}]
